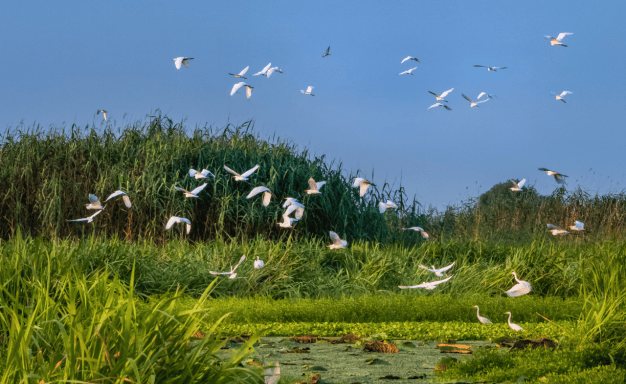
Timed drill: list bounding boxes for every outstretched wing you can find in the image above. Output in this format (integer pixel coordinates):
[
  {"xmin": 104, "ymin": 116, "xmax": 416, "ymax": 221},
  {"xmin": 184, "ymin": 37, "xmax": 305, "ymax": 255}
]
[
  {"xmin": 223, "ymin": 165, "xmax": 240, "ymax": 177},
  {"xmin": 190, "ymin": 183, "xmax": 208, "ymax": 196},
  {"xmin": 231, "ymin": 82, "xmax": 245, "ymax": 96},
  {"xmin": 306, "ymin": 86, "xmax": 314, "ymax": 93},
  {"xmin": 399, "ymin": 283, "xmax": 426, "ymax": 289},
  {"xmin": 473, "ymin": 65, "xmax": 485, "ymax": 68},
  {"xmin": 166, "ymin": 216, "xmax": 179, "ymax": 230},
  {"xmin": 247, "ymin": 186, "xmax": 270, "ymax": 199},
  {"xmin": 266, "ymin": 67, "xmax": 276, "ymax": 78},
  {"xmin": 308, "ymin": 178, "xmax": 318, "ymax": 191},
  {"xmin": 418, "ymin": 264, "xmax": 433, "ymax": 273},
  {"xmin": 560, "ymin": 91, "xmax": 572, "ymax": 97},
  {"xmin": 432, "ymin": 275, "xmax": 453, "ymax": 285},
  {"xmin": 325, "ymin": 46, "xmax": 330, "ymax": 55},
  {"xmin": 517, "ymin": 179, "xmax": 526, "ymax": 188},
  {"xmin": 231, "ymin": 255, "xmax": 246, "ymax": 272},
  {"xmin": 556, "ymin": 32, "xmax": 573, "ymax": 41},
  {"xmin": 439, "ymin": 261, "xmax": 456, "ymax": 272},
  {"xmin": 428, "ymin": 103, "xmax": 442, "ymax": 110},
  {"xmin": 443, "ymin": 105, "xmax": 451, "ymax": 110},
  {"xmin": 241, "ymin": 164, "xmax": 260, "ymax": 178},
  {"xmin": 462, "ymin": 93, "xmax": 473, "ymax": 103},
  {"xmin": 105, "ymin": 190, "xmax": 126, "ymax": 202},
  {"xmin": 477, "ymin": 92, "xmax": 487, "ymax": 100},
  {"xmin": 122, "ymin": 195, "xmax": 131, "ymax": 208},
  {"xmin": 261, "ymin": 62, "xmax": 272, "ymax": 74},
  {"xmin": 359, "ymin": 182, "xmax": 370, "ymax": 197},
  {"xmin": 440, "ymin": 88, "xmax": 454, "ymax": 98},
  {"xmin": 174, "ymin": 186, "xmax": 190, "ymax": 194},
  {"xmin": 547, "ymin": 224, "xmax": 562, "ymax": 230},
  {"xmin": 239, "ymin": 66, "xmax": 249, "ymax": 76},
  {"xmin": 401, "ymin": 56, "xmax": 411, "ymax": 64}
]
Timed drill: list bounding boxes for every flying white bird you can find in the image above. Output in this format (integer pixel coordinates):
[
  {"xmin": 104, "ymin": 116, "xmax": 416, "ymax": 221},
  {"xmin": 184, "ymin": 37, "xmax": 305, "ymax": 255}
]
[
  {"xmin": 353, "ymin": 178, "xmax": 372, "ymax": 197},
  {"xmin": 301, "ymin": 86, "xmax": 315, "ymax": 96},
  {"xmin": 305, "ymin": 178, "xmax": 326, "ymax": 194},
  {"xmin": 328, "ymin": 231, "xmax": 348, "ymax": 249},
  {"xmin": 401, "ymin": 56, "xmax": 420, "ymax": 64},
  {"xmin": 399, "ymin": 275, "xmax": 453, "ymax": 290},
  {"xmin": 378, "ymin": 200, "xmax": 398, "ymax": 213},
  {"xmin": 403, "ymin": 227, "xmax": 429, "ymax": 239},
  {"xmin": 538, "ymin": 168, "xmax": 568, "ymax": 184},
  {"xmin": 462, "ymin": 93, "xmax": 490, "ymax": 108},
  {"xmin": 552, "ymin": 91, "xmax": 572, "ymax": 103},
  {"xmin": 545, "ymin": 33, "xmax": 573, "ymax": 47},
  {"xmin": 247, "ymin": 186, "xmax": 272, "ymax": 206},
  {"xmin": 173, "ymin": 57, "xmax": 194, "ymax": 69},
  {"xmin": 477, "ymin": 92, "xmax": 495, "ymax": 100},
  {"xmin": 473, "ymin": 305, "xmax": 492, "ymax": 324},
  {"xmin": 229, "ymin": 66, "xmax": 249, "ymax": 79},
  {"xmin": 231, "ymin": 82, "xmax": 249, "ymax": 96},
  {"xmin": 428, "ymin": 103, "xmax": 451, "ymax": 111},
  {"xmin": 104, "ymin": 190, "xmax": 131, "ymax": 208},
  {"xmin": 509, "ymin": 179, "xmax": 526, "ymax": 192},
  {"xmin": 569, "ymin": 221, "xmax": 585, "ymax": 232},
  {"xmin": 97, "ymin": 110, "xmax": 108, "ymax": 121},
  {"xmin": 263, "ymin": 362, "xmax": 280, "ymax": 384},
  {"xmin": 547, "ymin": 224, "xmax": 569, "ymax": 236},
  {"xmin": 67, "ymin": 210, "xmax": 102, "ymax": 224},
  {"xmin": 284, "ymin": 201, "xmax": 305, "ymax": 220},
  {"xmin": 419, "ymin": 261, "xmax": 455, "ymax": 277},
  {"xmin": 504, "ymin": 311, "xmax": 525, "ymax": 332},
  {"xmin": 165, "ymin": 216, "xmax": 191, "ymax": 234},
  {"xmin": 322, "ymin": 46, "xmax": 331, "ymax": 58},
  {"xmin": 428, "ymin": 88, "xmax": 454, "ymax": 102},
  {"xmin": 266, "ymin": 67, "xmax": 280, "ymax": 78},
  {"xmin": 174, "ymin": 183, "xmax": 207, "ymax": 198},
  {"xmin": 189, "ymin": 169, "xmax": 215, "ymax": 179},
  {"xmin": 244, "ymin": 85, "xmax": 254, "ymax": 99},
  {"xmin": 399, "ymin": 67, "xmax": 418, "ymax": 75},
  {"xmin": 86, "ymin": 194, "xmax": 104, "ymax": 210},
  {"xmin": 277, "ymin": 214, "xmax": 298, "ymax": 228},
  {"xmin": 506, "ymin": 271, "xmax": 532, "ymax": 297},
  {"xmin": 282, "ymin": 197, "xmax": 300, "ymax": 208},
  {"xmin": 473, "ymin": 65, "xmax": 507, "ymax": 71},
  {"xmin": 252, "ymin": 63, "xmax": 272, "ymax": 76},
  {"xmin": 224, "ymin": 164, "xmax": 260, "ymax": 181},
  {"xmin": 254, "ymin": 256, "xmax": 265, "ymax": 269},
  {"xmin": 210, "ymin": 255, "xmax": 246, "ymax": 279}
]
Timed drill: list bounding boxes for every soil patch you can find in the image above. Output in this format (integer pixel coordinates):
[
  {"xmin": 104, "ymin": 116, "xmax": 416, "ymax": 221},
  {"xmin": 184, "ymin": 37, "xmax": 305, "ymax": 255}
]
[
  {"xmin": 511, "ymin": 338, "xmax": 557, "ymax": 351},
  {"xmin": 290, "ymin": 335, "xmax": 319, "ymax": 344},
  {"xmin": 363, "ymin": 341, "xmax": 398, "ymax": 353}
]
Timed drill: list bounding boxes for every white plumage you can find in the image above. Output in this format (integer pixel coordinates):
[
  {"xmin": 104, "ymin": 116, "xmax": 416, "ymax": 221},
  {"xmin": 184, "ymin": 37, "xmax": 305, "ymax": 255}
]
[
  {"xmin": 284, "ymin": 201, "xmax": 305, "ymax": 220},
  {"xmin": 277, "ymin": 214, "xmax": 298, "ymax": 228},
  {"xmin": 353, "ymin": 178, "xmax": 372, "ymax": 197},
  {"xmin": 173, "ymin": 57, "xmax": 193, "ymax": 69},
  {"xmin": 545, "ymin": 33, "xmax": 573, "ymax": 47},
  {"xmin": 403, "ymin": 226, "xmax": 429, "ymax": 239},
  {"xmin": 189, "ymin": 169, "xmax": 215, "ymax": 179},
  {"xmin": 104, "ymin": 190, "xmax": 131, "ymax": 208},
  {"xmin": 419, "ymin": 261, "xmax": 455, "ymax": 277},
  {"xmin": 428, "ymin": 103, "xmax": 451, "ymax": 111},
  {"xmin": 401, "ymin": 56, "xmax": 420, "ymax": 64},
  {"xmin": 301, "ymin": 86, "xmax": 315, "ymax": 96},
  {"xmin": 569, "ymin": 221, "xmax": 585, "ymax": 232},
  {"xmin": 229, "ymin": 66, "xmax": 249, "ymax": 79},
  {"xmin": 462, "ymin": 93, "xmax": 490, "ymax": 107},
  {"xmin": 305, "ymin": 178, "xmax": 326, "ymax": 194},
  {"xmin": 552, "ymin": 91, "xmax": 572, "ymax": 103},
  {"xmin": 165, "ymin": 216, "xmax": 191, "ymax": 234},
  {"xmin": 209, "ymin": 255, "xmax": 246, "ymax": 279},
  {"xmin": 67, "ymin": 210, "xmax": 102, "ymax": 224},
  {"xmin": 399, "ymin": 275, "xmax": 453, "ymax": 290},
  {"xmin": 247, "ymin": 186, "xmax": 272, "ymax": 206},
  {"xmin": 428, "ymin": 88, "xmax": 453, "ymax": 102},
  {"xmin": 328, "ymin": 231, "xmax": 348, "ymax": 249},
  {"xmin": 505, "ymin": 271, "xmax": 532, "ymax": 297},
  {"xmin": 399, "ymin": 67, "xmax": 417, "ymax": 75},
  {"xmin": 224, "ymin": 164, "xmax": 260, "ymax": 181},
  {"xmin": 174, "ymin": 183, "xmax": 207, "ymax": 198},
  {"xmin": 252, "ymin": 63, "xmax": 272, "ymax": 76},
  {"xmin": 97, "ymin": 110, "xmax": 108, "ymax": 121},
  {"xmin": 473, "ymin": 306, "xmax": 492, "ymax": 324},
  {"xmin": 378, "ymin": 200, "xmax": 398, "ymax": 213},
  {"xmin": 505, "ymin": 311, "xmax": 525, "ymax": 332},
  {"xmin": 547, "ymin": 224, "xmax": 569, "ymax": 236},
  {"xmin": 86, "ymin": 194, "xmax": 104, "ymax": 210},
  {"xmin": 254, "ymin": 256, "xmax": 265, "ymax": 269},
  {"xmin": 509, "ymin": 179, "xmax": 526, "ymax": 192}
]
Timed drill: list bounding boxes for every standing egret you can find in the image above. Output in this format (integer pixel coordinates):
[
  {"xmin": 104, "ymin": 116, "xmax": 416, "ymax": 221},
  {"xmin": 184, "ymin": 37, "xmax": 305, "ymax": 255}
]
[
  {"xmin": 229, "ymin": 66, "xmax": 249, "ymax": 79},
  {"xmin": 473, "ymin": 65, "xmax": 507, "ymax": 71},
  {"xmin": 545, "ymin": 33, "xmax": 573, "ymax": 47},
  {"xmin": 174, "ymin": 183, "xmax": 207, "ymax": 198},
  {"xmin": 97, "ymin": 110, "xmax": 108, "ymax": 121},
  {"xmin": 473, "ymin": 306, "xmax": 492, "ymax": 324},
  {"xmin": 551, "ymin": 91, "xmax": 572, "ymax": 103},
  {"xmin": 328, "ymin": 231, "xmax": 348, "ymax": 249},
  {"xmin": 252, "ymin": 63, "xmax": 272, "ymax": 76},
  {"xmin": 401, "ymin": 56, "xmax": 420, "ymax": 64},
  {"xmin": 504, "ymin": 312, "xmax": 525, "ymax": 332},
  {"xmin": 277, "ymin": 214, "xmax": 298, "ymax": 228},
  {"xmin": 506, "ymin": 271, "xmax": 532, "ymax": 297},
  {"xmin": 86, "ymin": 194, "xmax": 104, "ymax": 210},
  {"xmin": 104, "ymin": 190, "xmax": 131, "ymax": 208},
  {"xmin": 547, "ymin": 224, "xmax": 569, "ymax": 236},
  {"xmin": 210, "ymin": 255, "xmax": 246, "ymax": 279},
  {"xmin": 305, "ymin": 178, "xmax": 326, "ymax": 194},
  {"xmin": 67, "ymin": 210, "xmax": 102, "ymax": 224},
  {"xmin": 428, "ymin": 88, "xmax": 454, "ymax": 102},
  {"xmin": 247, "ymin": 186, "xmax": 272, "ymax": 206},
  {"xmin": 301, "ymin": 86, "xmax": 315, "ymax": 96},
  {"xmin": 254, "ymin": 256, "xmax": 265, "ymax": 269},
  {"xmin": 399, "ymin": 67, "xmax": 417, "ymax": 75},
  {"xmin": 322, "ymin": 46, "xmax": 331, "ymax": 58},
  {"xmin": 399, "ymin": 275, "xmax": 453, "ymax": 290},
  {"xmin": 189, "ymin": 169, "xmax": 215, "ymax": 179},
  {"xmin": 419, "ymin": 261, "xmax": 455, "ymax": 277},
  {"xmin": 509, "ymin": 179, "xmax": 526, "ymax": 192},
  {"xmin": 538, "ymin": 168, "xmax": 568, "ymax": 184},
  {"xmin": 224, "ymin": 164, "xmax": 260, "ymax": 181},
  {"xmin": 428, "ymin": 103, "xmax": 451, "ymax": 111},
  {"xmin": 569, "ymin": 221, "xmax": 585, "ymax": 232},
  {"xmin": 165, "ymin": 216, "xmax": 191, "ymax": 234},
  {"xmin": 462, "ymin": 93, "xmax": 489, "ymax": 108},
  {"xmin": 378, "ymin": 200, "xmax": 398, "ymax": 213},
  {"xmin": 353, "ymin": 178, "xmax": 372, "ymax": 197},
  {"xmin": 403, "ymin": 227, "xmax": 429, "ymax": 239},
  {"xmin": 173, "ymin": 57, "xmax": 194, "ymax": 69}
]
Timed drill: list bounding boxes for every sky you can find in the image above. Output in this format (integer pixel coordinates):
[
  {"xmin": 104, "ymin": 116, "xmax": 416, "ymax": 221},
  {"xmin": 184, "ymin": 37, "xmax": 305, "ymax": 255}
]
[{"xmin": 1, "ymin": 1, "xmax": 625, "ymax": 209}]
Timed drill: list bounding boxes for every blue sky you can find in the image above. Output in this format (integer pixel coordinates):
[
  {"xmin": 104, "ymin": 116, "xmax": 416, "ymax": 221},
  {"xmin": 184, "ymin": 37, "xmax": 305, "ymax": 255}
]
[{"xmin": 1, "ymin": 1, "xmax": 624, "ymax": 209}]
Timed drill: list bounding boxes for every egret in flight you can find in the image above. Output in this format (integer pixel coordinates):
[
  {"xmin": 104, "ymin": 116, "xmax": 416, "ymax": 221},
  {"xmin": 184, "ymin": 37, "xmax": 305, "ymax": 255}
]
[
  {"xmin": 462, "ymin": 93, "xmax": 489, "ymax": 107},
  {"xmin": 322, "ymin": 46, "xmax": 331, "ymax": 58},
  {"xmin": 104, "ymin": 190, "xmax": 131, "ymax": 208},
  {"xmin": 547, "ymin": 224, "xmax": 569, "ymax": 236},
  {"xmin": 569, "ymin": 221, "xmax": 585, "ymax": 232},
  {"xmin": 473, "ymin": 65, "xmax": 507, "ymax": 71},
  {"xmin": 277, "ymin": 214, "xmax": 298, "ymax": 228},
  {"xmin": 224, "ymin": 164, "xmax": 260, "ymax": 181},
  {"xmin": 505, "ymin": 312, "xmax": 525, "ymax": 332},
  {"xmin": 284, "ymin": 201, "xmax": 305, "ymax": 220},
  {"xmin": 353, "ymin": 178, "xmax": 372, "ymax": 197},
  {"xmin": 173, "ymin": 57, "xmax": 194, "ymax": 69},
  {"xmin": 328, "ymin": 231, "xmax": 348, "ymax": 249},
  {"xmin": 301, "ymin": 86, "xmax": 315, "ymax": 96},
  {"xmin": 545, "ymin": 33, "xmax": 573, "ymax": 47},
  {"xmin": 229, "ymin": 66, "xmax": 249, "ymax": 79},
  {"xmin": 552, "ymin": 91, "xmax": 572, "ymax": 103},
  {"xmin": 305, "ymin": 178, "xmax": 326, "ymax": 194},
  {"xmin": 473, "ymin": 306, "xmax": 492, "ymax": 324},
  {"xmin": 477, "ymin": 92, "xmax": 494, "ymax": 100},
  {"xmin": 538, "ymin": 168, "xmax": 568, "ymax": 184},
  {"xmin": 266, "ymin": 67, "xmax": 282, "ymax": 78},
  {"xmin": 86, "ymin": 194, "xmax": 104, "ymax": 210},
  {"xmin": 399, "ymin": 275, "xmax": 453, "ymax": 290},
  {"xmin": 282, "ymin": 197, "xmax": 300, "ymax": 208},
  {"xmin": 403, "ymin": 226, "xmax": 429, "ymax": 239},
  {"xmin": 428, "ymin": 103, "xmax": 451, "ymax": 111},
  {"xmin": 378, "ymin": 200, "xmax": 398, "ymax": 213},
  {"xmin": 419, "ymin": 261, "xmax": 455, "ymax": 277},
  {"xmin": 231, "ymin": 82, "xmax": 249, "ymax": 96},
  {"xmin": 247, "ymin": 186, "xmax": 272, "ymax": 207},
  {"xmin": 67, "ymin": 210, "xmax": 102, "ymax": 224},
  {"xmin": 506, "ymin": 271, "xmax": 532, "ymax": 297},
  {"xmin": 174, "ymin": 183, "xmax": 207, "ymax": 198},
  {"xmin": 210, "ymin": 255, "xmax": 246, "ymax": 279},
  {"xmin": 165, "ymin": 216, "xmax": 191, "ymax": 234},
  {"xmin": 428, "ymin": 88, "xmax": 454, "ymax": 102},
  {"xmin": 189, "ymin": 169, "xmax": 215, "ymax": 179},
  {"xmin": 399, "ymin": 67, "xmax": 417, "ymax": 75},
  {"xmin": 401, "ymin": 56, "xmax": 420, "ymax": 64},
  {"xmin": 252, "ymin": 63, "xmax": 272, "ymax": 76},
  {"xmin": 509, "ymin": 179, "xmax": 526, "ymax": 192},
  {"xmin": 97, "ymin": 110, "xmax": 108, "ymax": 121}
]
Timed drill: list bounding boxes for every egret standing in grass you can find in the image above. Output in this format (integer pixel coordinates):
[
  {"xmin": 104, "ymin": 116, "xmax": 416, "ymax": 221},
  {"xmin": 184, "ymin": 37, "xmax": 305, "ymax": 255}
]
[
  {"xmin": 401, "ymin": 56, "xmax": 420, "ymax": 64},
  {"xmin": 165, "ymin": 216, "xmax": 191, "ymax": 234},
  {"xmin": 551, "ymin": 91, "xmax": 572, "ymax": 103},
  {"xmin": 97, "ymin": 110, "xmax": 107, "ymax": 121},
  {"xmin": 462, "ymin": 93, "xmax": 489, "ymax": 108},
  {"xmin": 428, "ymin": 88, "xmax": 454, "ymax": 102},
  {"xmin": 174, "ymin": 183, "xmax": 207, "ymax": 198},
  {"xmin": 538, "ymin": 168, "xmax": 568, "ymax": 184},
  {"xmin": 224, "ymin": 164, "xmax": 260, "ymax": 181},
  {"xmin": 506, "ymin": 271, "xmax": 532, "ymax": 297},
  {"xmin": 254, "ymin": 256, "xmax": 265, "ymax": 269},
  {"xmin": 210, "ymin": 255, "xmax": 246, "ymax": 279},
  {"xmin": 473, "ymin": 306, "xmax": 492, "ymax": 324},
  {"xmin": 305, "ymin": 178, "xmax": 326, "ymax": 194},
  {"xmin": 399, "ymin": 275, "xmax": 453, "ymax": 290},
  {"xmin": 328, "ymin": 231, "xmax": 348, "ymax": 249},
  {"xmin": 545, "ymin": 33, "xmax": 573, "ymax": 47},
  {"xmin": 67, "ymin": 210, "xmax": 102, "ymax": 224},
  {"xmin": 353, "ymin": 178, "xmax": 372, "ymax": 197},
  {"xmin": 428, "ymin": 103, "xmax": 451, "ymax": 111},
  {"xmin": 399, "ymin": 67, "xmax": 417, "ymax": 75},
  {"xmin": 505, "ymin": 312, "xmax": 525, "ymax": 331},
  {"xmin": 419, "ymin": 261, "xmax": 455, "ymax": 277},
  {"xmin": 229, "ymin": 66, "xmax": 249, "ymax": 79},
  {"xmin": 104, "ymin": 190, "xmax": 131, "ymax": 208},
  {"xmin": 247, "ymin": 186, "xmax": 272, "ymax": 206},
  {"xmin": 547, "ymin": 224, "xmax": 569, "ymax": 235},
  {"xmin": 403, "ymin": 226, "xmax": 429, "ymax": 239},
  {"xmin": 301, "ymin": 86, "xmax": 315, "ymax": 96},
  {"xmin": 173, "ymin": 57, "xmax": 193, "ymax": 69},
  {"xmin": 509, "ymin": 179, "xmax": 526, "ymax": 191}
]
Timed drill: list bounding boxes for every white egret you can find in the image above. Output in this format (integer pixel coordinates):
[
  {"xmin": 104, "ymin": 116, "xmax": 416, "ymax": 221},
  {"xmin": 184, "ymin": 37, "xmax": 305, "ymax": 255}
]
[
  {"xmin": 419, "ymin": 261, "xmax": 455, "ymax": 277},
  {"xmin": 504, "ymin": 312, "xmax": 525, "ymax": 332},
  {"xmin": 247, "ymin": 186, "xmax": 272, "ymax": 206},
  {"xmin": 263, "ymin": 362, "xmax": 280, "ymax": 384},
  {"xmin": 473, "ymin": 65, "xmax": 507, "ymax": 71},
  {"xmin": 252, "ymin": 63, "xmax": 272, "ymax": 76},
  {"xmin": 244, "ymin": 85, "xmax": 254, "ymax": 99},
  {"xmin": 538, "ymin": 168, "xmax": 568, "ymax": 184},
  {"xmin": 428, "ymin": 88, "xmax": 453, "ymax": 102},
  {"xmin": 86, "ymin": 194, "xmax": 104, "ymax": 210},
  {"xmin": 509, "ymin": 179, "xmax": 526, "ymax": 192},
  {"xmin": 399, "ymin": 275, "xmax": 453, "ymax": 290},
  {"xmin": 165, "ymin": 216, "xmax": 191, "ymax": 234},
  {"xmin": 173, "ymin": 57, "xmax": 194, "ymax": 69},
  {"xmin": 547, "ymin": 224, "xmax": 569, "ymax": 236},
  {"xmin": 545, "ymin": 33, "xmax": 573, "ymax": 47},
  {"xmin": 104, "ymin": 190, "xmax": 131, "ymax": 208},
  {"xmin": 328, "ymin": 231, "xmax": 348, "ymax": 249},
  {"xmin": 551, "ymin": 91, "xmax": 572, "ymax": 103},
  {"xmin": 399, "ymin": 67, "xmax": 417, "ymax": 75},
  {"xmin": 254, "ymin": 256, "xmax": 265, "ymax": 269},
  {"xmin": 282, "ymin": 197, "xmax": 300, "ymax": 208},
  {"xmin": 67, "ymin": 210, "xmax": 102, "ymax": 224},
  {"xmin": 210, "ymin": 255, "xmax": 246, "ymax": 279},
  {"xmin": 305, "ymin": 178, "xmax": 326, "ymax": 194},
  {"xmin": 506, "ymin": 271, "xmax": 532, "ymax": 297},
  {"xmin": 284, "ymin": 201, "xmax": 305, "ymax": 220},
  {"xmin": 229, "ymin": 66, "xmax": 249, "ymax": 79},
  {"xmin": 301, "ymin": 86, "xmax": 315, "ymax": 96},
  {"xmin": 569, "ymin": 221, "xmax": 585, "ymax": 232},
  {"xmin": 174, "ymin": 183, "xmax": 207, "ymax": 198},
  {"xmin": 277, "ymin": 214, "xmax": 298, "ymax": 228},
  {"xmin": 231, "ymin": 82, "xmax": 248, "ymax": 96},
  {"xmin": 266, "ymin": 67, "xmax": 279, "ymax": 78},
  {"xmin": 189, "ymin": 169, "xmax": 215, "ymax": 179},
  {"xmin": 428, "ymin": 103, "xmax": 451, "ymax": 111},
  {"xmin": 378, "ymin": 200, "xmax": 398, "ymax": 213},
  {"xmin": 473, "ymin": 305, "xmax": 492, "ymax": 324},
  {"xmin": 97, "ymin": 110, "xmax": 108, "ymax": 121},
  {"xmin": 322, "ymin": 46, "xmax": 331, "ymax": 58},
  {"xmin": 477, "ymin": 92, "xmax": 494, "ymax": 100},
  {"xmin": 462, "ymin": 93, "xmax": 489, "ymax": 108},
  {"xmin": 353, "ymin": 178, "xmax": 372, "ymax": 197},
  {"xmin": 401, "ymin": 56, "xmax": 420, "ymax": 64},
  {"xmin": 224, "ymin": 164, "xmax": 260, "ymax": 181},
  {"xmin": 403, "ymin": 227, "xmax": 429, "ymax": 239}
]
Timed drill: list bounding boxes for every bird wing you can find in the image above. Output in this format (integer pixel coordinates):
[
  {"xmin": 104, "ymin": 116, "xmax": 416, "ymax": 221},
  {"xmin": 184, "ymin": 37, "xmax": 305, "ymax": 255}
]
[
  {"xmin": 432, "ymin": 275, "xmax": 453, "ymax": 285},
  {"xmin": 189, "ymin": 169, "xmax": 199, "ymax": 177},
  {"xmin": 439, "ymin": 261, "xmax": 456, "ymax": 272},
  {"xmin": 104, "ymin": 190, "xmax": 126, "ymax": 202},
  {"xmin": 538, "ymin": 168, "xmax": 551, "ymax": 172},
  {"xmin": 378, "ymin": 202, "xmax": 387, "ymax": 213},
  {"xmin": 122, "ymin": 195, "xmax": 131, "ymax": 208},
  {"xmin": 316, "ymin": 181, "xmax": 326, "ymax": 190},
  {"xmin": 428, "ymin": 91, "xmax": 439, "ymax": 97},
  {"xmin": 165, "ymin": 216, "xmax": 179, "ymax": 230},
  {"xmin": 295, "ymin": 206, "xmax": 304, "ymax": 220},
  {"xmin": 560, "ymin": 91, "xmax": 572, "ymax": 97},
  {"xmin": 223, "ymin": 165, "xmax": 240, "ymax": 177},
  {"xmin": 353, "ymin": 178, "xmax": 364, "ymax": 187},
  {"xmin": 174, "ymin": 186, "xmax": 190, "ymax": 194},
  {"xmin": 283, "ymin": 197, "xmax": 297, "ymax": 208},
  {"xmin": 428, "ymin": 103, "xmax": 442, "ymax": 110},
  {"xmin": 440, "ymin": 88, "xmax": 453, "ymax": 98},
  {"xmin": 556, "ymin": 32, "xmax": 573, "ymax": 41},
  {"xmin": 462, "ymin": 94, "xmax": 474, "ymax": 103},
  {"xmin": 575, "ymin": 221, "xmax": 584, "ymax": 230},
  {"xmin": 190, "ymin": 183, "xmax": 208, "ymax": 195},
  {"xmin": 239, "ymin": 66, "xmax": 249, "ymax": 76},
  {"xmin": 182, "ymin": 58, "xmax": 191, "ymax": 68},
  {"xmin": 201, "ymin": 169, "xmax": 215, "ymax": 178},
  {"xmin": 247, "ymin": 186, "xmax": 270, "ymax": 199},
  {"xmin": 103, "ymin": 111, "xmax": 107, "ymax": 121},
  {"xmin": 173, "ymin": 57, "xmax": 183, "ymax": 69},
  {"xmin": 261, "ymin": 62, "xmax": 272, "ymax": 74},
  {"xmin": 209, "ymin": 270, "xmax": 232, "ymax": 275},
  {"xmin": 308, "ymin": 178, "xmax": 318, "ymax": 191},
  {"xmin": 241, "ymin": 164, "xmax": 260, "ymax": 178},
  {"xmin": 231, "ymin": 82, "xmax": 245, "ymax": 96},
  {"xmin": 262, "ymin": 191, "xmax": 272, "ymax": 206},
  {"xmin": 329, "ymin": 231, "xmax": 342, "ymax": 245},
  {"xmin": 67, "ymin": 217, "xmax": 89, "ymax": 222},
  {"xmin": 399, "ymin": 283, "xmax": 427, "ymax": 289},
  {"xmin": 231, "ymin": 255, "xmax": 246, "ymax": 272},
  {"xmin": 266, "ymin": 67, "xmax": 276, "ymax": 78},
  {"xmin": 88, "ymin": 194, "xmax": 100, "ymax": 204},
  {"xmin": 517, "ymin": 179, "xmax": 526, "ymax": 188},
  {"xmin": 418, "ymin": 264, "xmax": 434, "ymax": 273},
  {"xmin": 88, "ymin": 210, "xmax": 103, "ymax": 220},
  {"xmin": 186, "ymin": 223, "xmax": 191, "ymax": 234},
  {"xmin": 547, "ymin": 224, "xmax": 562, "ymax": 230},
  {"xmin": 477, "ymin": 92, "xmax": 487, "ymax": 100},
  {"xmin": 401, "ymin": 56, "xmax": 411, "ymax": 64},
  {"xmin": 245, "ymin": 86, "xmax": 252, "ymax": 99},
  {"xmin": 284, "ymin": 203, "xmax": 303, "ymax": 217},
  {"xmin": 359, "ymin": 182, "xmax": 370, "ymax": 197},
  {"xmin": 476, "ymin": 99, "xmax": 489, "ymax": 104},
  {"xmin": 306, "ymin": 86, "xmax": 314, "ymax": 93}
]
